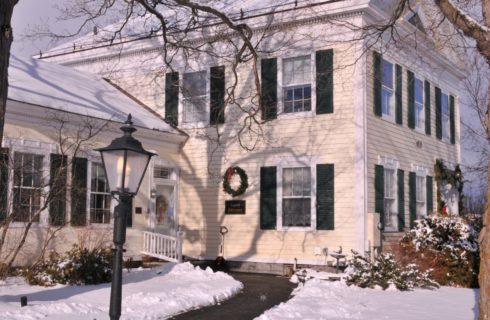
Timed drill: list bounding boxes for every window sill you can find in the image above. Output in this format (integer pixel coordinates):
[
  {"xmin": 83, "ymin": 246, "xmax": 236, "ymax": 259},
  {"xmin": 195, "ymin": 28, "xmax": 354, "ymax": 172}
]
[
  {"xmin": 277, "ymin": 226, "xmax": 315, "ymax": 232},
  {"xmin": 380, "ymin": 113, "xmax": 396, "ymax": 124},
  {"xmin": 277, "ymin": 110, "xmax": 314, "ymax": 120},
  {"xmin": 179, "ymin": 121, "xmax": 210, "ymax": 129}
]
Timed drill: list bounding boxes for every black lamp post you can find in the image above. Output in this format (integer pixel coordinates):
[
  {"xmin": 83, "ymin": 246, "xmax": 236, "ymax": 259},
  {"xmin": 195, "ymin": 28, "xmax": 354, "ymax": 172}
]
[{"xmin": 96, "ymin": 114, "xmax": 156, "ymax": 320}]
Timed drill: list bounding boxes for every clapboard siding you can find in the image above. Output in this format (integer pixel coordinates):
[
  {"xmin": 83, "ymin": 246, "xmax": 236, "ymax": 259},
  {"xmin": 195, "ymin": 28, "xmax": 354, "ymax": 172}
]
[{"xmin": 366, "ymin": 52, "xmax": 459, "ymax": 228}]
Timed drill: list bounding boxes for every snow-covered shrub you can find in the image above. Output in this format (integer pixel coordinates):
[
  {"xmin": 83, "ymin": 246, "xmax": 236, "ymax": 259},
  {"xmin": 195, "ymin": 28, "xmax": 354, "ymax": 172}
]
[
  {"xmin": 346, "ymin": 251, "xmax": 438, "ymax": 291},
  {"xmin": 397, "ymin": 215, "xmax": 479, "ymax": 288},
  {"xmin": 23, "ymin": 245, "xmax": 113, "ymax": 286}
]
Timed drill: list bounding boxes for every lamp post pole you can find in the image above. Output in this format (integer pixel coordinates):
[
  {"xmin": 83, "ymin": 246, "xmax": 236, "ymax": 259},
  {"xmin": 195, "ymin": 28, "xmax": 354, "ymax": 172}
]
[
  {"xmin": 96, "ymin": 114, "xmax": 156, "ymax": 320},
  {"xmin": 109, "ymin": 194, "xmax": 131, "ymax": 320}
]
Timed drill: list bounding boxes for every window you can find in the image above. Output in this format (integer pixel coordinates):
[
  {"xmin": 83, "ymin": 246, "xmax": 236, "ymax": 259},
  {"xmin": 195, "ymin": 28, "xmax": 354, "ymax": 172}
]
[
  {"xmin": 13, "ymin": 152, "xmax": 43, "ymax": 222},
  {"xmin": 416, "ymin": 175, "xmax": 426, "ymax": 219},
  {"xmin": 381, "ymin": 59, "xmax": 394, "ymax": 120},
  {"xmin": 154, "ymin": 166, "xmax": 172, "ymax": 180},
  {"xmin": 182, "ymin": 71, "xmax": 207, "ymax": 123},
  {"xmin": 282, "ymin": 167, "xmax": 311, "ymax": 227},
  {"xmin": 441, "ymin": 92, "xmax": 450, "ymax": 141},
  {"xmin": 283, "ymin": 56, "xmax": 311, "ymax": 113},
  {"xmin": 90, "ymin": 163, "xmax": 111, "ymax": 224},
  {"xmin": 414, "ymin": 77, "xmax": 425, "ymax": 130},
  {"xmin": 383, "ymin": 168, "xmax": 398, "ymax": 231}
]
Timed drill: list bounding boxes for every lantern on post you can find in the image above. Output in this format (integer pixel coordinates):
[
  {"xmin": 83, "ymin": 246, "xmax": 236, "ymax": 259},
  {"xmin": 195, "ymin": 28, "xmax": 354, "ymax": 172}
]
[{"xmin": 96, "ymin": 114, "xmax": 156, "ymax": 320}]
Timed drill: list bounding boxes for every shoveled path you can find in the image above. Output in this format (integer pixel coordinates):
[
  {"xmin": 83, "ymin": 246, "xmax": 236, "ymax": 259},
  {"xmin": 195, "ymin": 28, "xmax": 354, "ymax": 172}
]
[{"xmin": 170, "ymin": 272, "xmax": 296, "ymax": 320}]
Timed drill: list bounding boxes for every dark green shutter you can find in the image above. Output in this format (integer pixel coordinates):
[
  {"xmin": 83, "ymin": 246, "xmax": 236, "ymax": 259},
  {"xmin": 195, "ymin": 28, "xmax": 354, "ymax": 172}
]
[
  {"xmin": 397, "ymin": 169, "xmax": 405, "ymax": 231},
  {"xmin": 435, "ymin": 87, "xmax": 442, "ymax": 140},
  {"xmin": 71, "ymin": 157, "xmax": 87, "ymax": 226},
  {"xmin": 407, "ymin": 70, "xmax": 415, "ymax": 129},
  {"xmin": 0, "ymin": 148, "xmax": 9, "ymax": 222},
  {"xmin": 261, "ymin": 58, "xmax": 277, "ymax": 120},
  {"xmin": 317, "ymin": 164, "xmax": 334, "ymax": 230},
  {"xmin": 450, "ymin": 95, "xmax": 455, "ymax": 144},
  {"xmin": 210, "ymin": 66, "xmax": 225, "ymax": 124},
  {"xmin": 260, "ymin": 166, "xmax": 276, "ymax": 229},
  {"xmin": 425, "ymin": 80, "xmax": 431, "ymax": 135},
  {"xmin": 373, "ymin": 52, "xmax": 382, "ymax": 117},
  {"xmin": 426, "ymin": 175, "xmax": 433, "ymax": 216},
  {"xmin": 49, "ymin": 154, "xmax": 67, "ymax": 226},
  {"xmin": 395, "ymin": 64, "xmax": 402, "ymax": 124},
  {"xmin": 316, "ymin": 49, "xmax": 334, "ymax": 114},
  {"xmin": 409, "ymin": 172, "xmax": 416, "ymax": 228},
  {"xmin": 165, "ymin": 72, "xmax": 179, "ymax": 126},
  {"xmin": 375, "ymin": 165, "xmax": 384, "ymax": 228}
]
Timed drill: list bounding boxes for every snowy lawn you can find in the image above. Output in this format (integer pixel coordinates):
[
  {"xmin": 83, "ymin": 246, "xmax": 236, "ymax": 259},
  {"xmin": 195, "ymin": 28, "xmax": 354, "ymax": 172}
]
[
  {"xmin": 257, "ymin": 271, "xmax": 478, "ymax": 320},
  {"xmin": 0, "ymin": 262, "xmax": 243, "ymax": 320}
]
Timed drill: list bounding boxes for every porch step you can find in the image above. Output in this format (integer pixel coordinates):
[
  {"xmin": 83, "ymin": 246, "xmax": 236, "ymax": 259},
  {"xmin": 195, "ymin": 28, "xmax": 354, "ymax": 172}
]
[{"xmin": 382, "ymin": 232, "xmax": 405, "ymax": 253}]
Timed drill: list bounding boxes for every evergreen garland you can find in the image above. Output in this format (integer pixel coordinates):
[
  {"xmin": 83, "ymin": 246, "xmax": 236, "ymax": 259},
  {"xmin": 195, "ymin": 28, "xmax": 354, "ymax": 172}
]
[
  {"xmin": 222, "ymin": 166, "xmax": 248, "ymax": 197},
  {"xmin": 434, "ymin": 159, "xmax": 464, "ymax": 214}
]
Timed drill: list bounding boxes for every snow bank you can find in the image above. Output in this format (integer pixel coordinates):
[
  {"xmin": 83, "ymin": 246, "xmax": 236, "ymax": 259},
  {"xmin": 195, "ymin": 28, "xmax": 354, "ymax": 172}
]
[
  {"xmin": 0, "ymin": 262, "xmax": 243, "ymax": 320},
  {"xmin": 257, "ymin": 272, "xmax": 478, "ymax": 320}
]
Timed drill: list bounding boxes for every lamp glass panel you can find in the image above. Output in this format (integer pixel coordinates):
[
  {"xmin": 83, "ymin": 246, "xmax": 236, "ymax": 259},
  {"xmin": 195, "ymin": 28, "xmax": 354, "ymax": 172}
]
[
  {"xmin": 124, "ymin": 150, "xmax": 151, "ymax": 194},
  {"xmin": 100, "ymin": 150, "xmax": 125, "ymax": 193}
]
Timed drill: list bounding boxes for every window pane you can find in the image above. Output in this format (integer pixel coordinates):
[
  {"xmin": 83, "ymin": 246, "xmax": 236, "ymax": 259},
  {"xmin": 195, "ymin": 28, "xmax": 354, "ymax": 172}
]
[
  {"xmin": 90, "ymin": 163, "xmax": 111, "ymax": 224},
  {"xmin": 414, "ymin": 78, "xmax": 423, "ymax": 103},
  {"xmin": 283, "ymin": 198, "xmax": 311, "ymax": 227},
  {"xmin": 183, "ymin": 71, "xmax": 206, "ymax": 98},
  {"xmin": 283, "ymin": 56, "xmax": 310, "ymax": 86},
  {"xmin": 283, "ymin": 168, "xmax": 293, "ymax": 196},
  {"xmin": 382, "ymin": 88, "xmax": 393, "ymax": 116},
  {"xmin": 184, "ymin": 97, "xmax": 207, "ymax": 122},
  {"xmin": 381, "ymin": 59, "xmax": 393, "ymax": 88}
]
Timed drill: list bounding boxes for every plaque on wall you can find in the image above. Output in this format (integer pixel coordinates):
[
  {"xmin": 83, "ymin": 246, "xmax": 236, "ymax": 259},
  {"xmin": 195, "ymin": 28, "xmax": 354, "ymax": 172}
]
[{"xmin": 225, "ymin": 200, "xmax": 246, "ymax": 214}]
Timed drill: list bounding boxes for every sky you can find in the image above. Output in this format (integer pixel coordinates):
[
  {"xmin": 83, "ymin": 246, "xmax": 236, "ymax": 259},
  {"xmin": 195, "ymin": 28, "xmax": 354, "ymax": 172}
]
[{"xmin": 11, "ymin": 0, "xmax": 78, "ymax": 58}]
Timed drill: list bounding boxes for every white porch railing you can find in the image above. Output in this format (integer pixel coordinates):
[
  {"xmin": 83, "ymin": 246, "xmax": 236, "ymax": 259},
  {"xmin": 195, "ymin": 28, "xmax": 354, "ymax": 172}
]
[{"xmin": 141, "ymin": 231, "xmax": 182, "ymax": 263}]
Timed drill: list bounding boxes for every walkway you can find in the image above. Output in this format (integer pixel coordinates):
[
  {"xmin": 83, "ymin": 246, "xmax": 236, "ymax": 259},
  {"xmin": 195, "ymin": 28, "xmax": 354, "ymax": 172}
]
[{"xmin": 170, "ymin": 272, "xmax": 296, "ymax": 320}]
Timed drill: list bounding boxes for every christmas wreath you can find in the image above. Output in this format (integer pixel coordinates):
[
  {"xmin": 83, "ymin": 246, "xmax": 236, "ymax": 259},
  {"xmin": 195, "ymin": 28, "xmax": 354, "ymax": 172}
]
[{"xmin": 223, "ymin": 166, "xmax": 248, "ymax": 197}]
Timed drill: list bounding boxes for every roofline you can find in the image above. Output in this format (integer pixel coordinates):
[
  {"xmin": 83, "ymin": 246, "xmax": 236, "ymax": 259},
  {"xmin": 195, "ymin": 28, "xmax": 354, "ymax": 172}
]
[
  {"xmin": 6, "ymin": 97, "xmax": 187, "ymax": 143},
  {"xmin": 37, "ymin": 0, "xmax": 362, "ymax": 63},
  {"xmin": 103, "ymin": 78, "xmax": 189, "ymax": 137}
]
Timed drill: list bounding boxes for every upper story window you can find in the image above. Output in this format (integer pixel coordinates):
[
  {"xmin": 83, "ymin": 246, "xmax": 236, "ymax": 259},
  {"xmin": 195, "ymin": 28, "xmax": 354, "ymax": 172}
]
[
  {"xmin": 90, "ymin": 162, "xmax": 111, "ymax": 224},
  {"xmin": 282, "ymin": 167, "xmax": 311, "ymax": 227},
  {"xmin": 182, "ymin": 71, "xmax": 208, "ymax": 123},
  {"xmin": 13, "ymin": 152, "xmax": 43, "ymax": 222},
  {"xmin": 381, "ymin": 58, "xmax": 394, "ymax": 120},
  {"xmin": 414, "ymin": 77, "xmax": 425, "ymax": 130},
  {"xmin": 283, "ymin": 56, "xmax": 311, "ymax": 113},
  {"xmin": 441, "ymin": 92, "xmax": 450, "ymax": 141}
]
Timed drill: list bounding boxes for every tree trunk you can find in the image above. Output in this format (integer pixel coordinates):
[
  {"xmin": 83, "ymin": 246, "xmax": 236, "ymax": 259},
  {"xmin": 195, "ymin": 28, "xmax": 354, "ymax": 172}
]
[
  {"xmin": 479, "ymin": 81, "xmax": 490, "ymax": 320},
  {"xmin": 0, "ymin": 0, "xmax": 18, "ymax": 146}
]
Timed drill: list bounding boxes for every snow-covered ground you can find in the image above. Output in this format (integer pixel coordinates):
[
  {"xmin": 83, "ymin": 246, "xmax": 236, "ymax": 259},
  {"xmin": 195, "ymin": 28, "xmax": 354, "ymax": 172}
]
[
  {"xmin": 257, "ymin": 270, "xmax": 478, "ymax": 320},
  {"xmin": 0, "ymin": 262, "xmax": 243, "ymax": 320}
]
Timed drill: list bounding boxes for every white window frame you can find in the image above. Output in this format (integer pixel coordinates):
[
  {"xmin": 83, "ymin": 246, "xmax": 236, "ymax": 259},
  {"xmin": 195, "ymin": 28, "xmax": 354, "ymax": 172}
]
[
  {"xmin": 412, "ymin": 164, "xmax": 429, "ymax": 220},
  {"xmin": 414, "ymin": 75, "xmax": 425, "ymax": 132},
  {"xmin": 381, "ymin": 57, "xmax": 395, "ymax": 122},
  {"xmin": 277, "ymin": 53, "xmax": 315, "ymax": 119},
  {"xmin": 440, "ymin": 91, "xmax": 451, "ymax": 142},
  {"xmin": 179, "ymin": 69, "xmax": 210, "ymax": 128},
  {"xmin": 276, "ymin": 156, "xmax": 318, "ymax": 231},
  {"xmin": 3, "ymin": 138, "xmax": 57, "ymax": 227},
  {"xmin": 378, "ymin": 155, "xmax": 399, "ymax": 232},
  {"xmin": 89, "ymin": 162, "xmax": 112, "ymax": 225}
]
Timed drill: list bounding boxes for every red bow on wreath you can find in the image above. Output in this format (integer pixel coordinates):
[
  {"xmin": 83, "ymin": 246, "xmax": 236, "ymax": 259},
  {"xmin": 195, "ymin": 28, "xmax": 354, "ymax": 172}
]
[{"xmin": 226, "ymin": 167, "xmax": 235, "ymax": 182}]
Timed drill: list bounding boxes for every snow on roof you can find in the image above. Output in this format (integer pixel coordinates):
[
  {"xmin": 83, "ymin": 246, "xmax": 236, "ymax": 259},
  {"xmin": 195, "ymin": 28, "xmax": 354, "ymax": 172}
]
[
  {"xmin": 44, "ymin": 0, "xmax": 331, "ymax": 55},
  {"xmin": 8, "ymin": 55, "xmax": 180, "ymax": 135}
]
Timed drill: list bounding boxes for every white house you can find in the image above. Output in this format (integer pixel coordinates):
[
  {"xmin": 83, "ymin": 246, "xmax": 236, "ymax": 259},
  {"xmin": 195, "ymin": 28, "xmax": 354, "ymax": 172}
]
[
  {"xmin": 12, "ymin": 0, "xmax": 465, "ymax": 272},
  {"xmin": 2, "ymin": 55, "xmax": 186, "ymax": 265}
]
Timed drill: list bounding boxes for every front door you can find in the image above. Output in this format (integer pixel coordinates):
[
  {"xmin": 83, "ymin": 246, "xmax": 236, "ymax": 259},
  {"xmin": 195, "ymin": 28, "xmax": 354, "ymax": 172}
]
[{"xmin": 153, "ymin": 185, "xmax": 176, "ymax": 235}]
